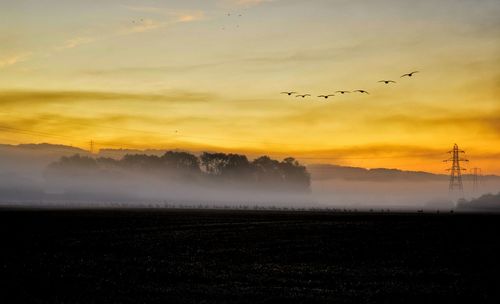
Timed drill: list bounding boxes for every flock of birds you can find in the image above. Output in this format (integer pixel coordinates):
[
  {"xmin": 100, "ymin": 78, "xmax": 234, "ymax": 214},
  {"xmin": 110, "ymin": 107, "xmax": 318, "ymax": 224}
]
[
  {"xmin": 281, "ymin": 71, "xmax": 419, "ymax": 100},
  {"xmin": 129, "ymin": 13, "xmax": 419, "ymax": 102}
]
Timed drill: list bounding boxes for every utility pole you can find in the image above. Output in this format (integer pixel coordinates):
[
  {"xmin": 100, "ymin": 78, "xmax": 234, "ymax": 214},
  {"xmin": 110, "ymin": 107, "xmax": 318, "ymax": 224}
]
[
  {"xmin": 472, "ymin": 167, "xmax": 482, "ymax": 193},
  {"xmin": 443, "ymin": 144, "xmax": 468, "ymax": 195}
]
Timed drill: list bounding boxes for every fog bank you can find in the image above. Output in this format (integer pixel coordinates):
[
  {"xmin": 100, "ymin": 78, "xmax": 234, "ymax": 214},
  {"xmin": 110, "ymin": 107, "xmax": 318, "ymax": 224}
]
[{"xmin": 1, "ymin": 144, "xmax": 499, "ymax": 210}]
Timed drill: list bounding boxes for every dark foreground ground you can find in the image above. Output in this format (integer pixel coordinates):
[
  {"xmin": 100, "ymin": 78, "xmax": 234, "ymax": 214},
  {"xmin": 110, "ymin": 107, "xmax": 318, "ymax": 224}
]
[{"xmin": 1, "ymin": 209, "xmax": 500, "ymax": 303}]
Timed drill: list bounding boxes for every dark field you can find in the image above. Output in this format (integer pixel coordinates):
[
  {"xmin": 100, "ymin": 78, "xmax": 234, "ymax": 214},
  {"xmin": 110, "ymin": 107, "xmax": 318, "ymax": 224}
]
[{"xmin": 1, "ymin": 209, "xmax": 500, "ymax": 303}]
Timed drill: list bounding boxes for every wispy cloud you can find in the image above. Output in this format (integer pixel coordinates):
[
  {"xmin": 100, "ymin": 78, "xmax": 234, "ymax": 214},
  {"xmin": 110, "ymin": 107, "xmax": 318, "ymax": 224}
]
[
  {"xmin": 236, "ymin": 0, "xmax": 273, "ymax": 6},
  {"xmin": 56, "ymin": 37, "xmax": 95, "ymax": 50},
  {"xmin": 123, "ymin": 19, "xmax": 165, "ymax": 34},
  {"xmin": 176, "ymin": 11, "xmax": 205, "ymax": 23},
  {"xmin": 0, "ymin": 89, "xmax": 216, "ymax": 106},
  {"xmin": 368, "ymin": 111, "xmax": 500, "ymax": 138},
  {"xmin": 124, "ymin": 5, "xmax": 205, "ymax": 23},
  {"xmin": 0, "ymin": 53, "xmax": 32, "ymax": 68},
  {"xmin": 118, "ymin": 7, "xmax": 204, "ymax": 35},
  {"xmin": 220, "ymin": 0, "xmax": 275, "ymax": 8},
  {"xmin": 40, "ymin": 6, "xmax": 205, "ymax": 59}
]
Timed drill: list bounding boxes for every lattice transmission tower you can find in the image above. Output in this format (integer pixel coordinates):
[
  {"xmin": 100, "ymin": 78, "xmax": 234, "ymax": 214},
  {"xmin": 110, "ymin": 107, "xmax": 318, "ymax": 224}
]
[
  {"xmin": 443, "ymin": 144, "xmax": 468, "ymax": 194},
  {"xmin": 472, "ymin": 167, "xmax": 482, "ymax": 193}
]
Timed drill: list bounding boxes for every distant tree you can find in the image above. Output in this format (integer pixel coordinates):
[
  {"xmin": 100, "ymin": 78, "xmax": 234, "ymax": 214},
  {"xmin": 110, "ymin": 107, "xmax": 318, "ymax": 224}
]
[
  {"xmin": 46, "ymin": 154, "xmax": 99, "ymax": 178},
  {"xmin": 46, "ymin": 151, "xmax": 311, "ymax": 192},
  {"xmin": 121, "ymin": 154, "xmax": 160, "ymax": 171},
  {"xmin": 279, "ymin": 157, "xmax": 311, "ymax": 191},
  {"xmin": 200, "ymin": 152, "xmax": 228, "ymax": 176},
  {"xmin": 48, "ymin": 154, "xmax": 98, "ymax": 171},
  {"xmin": 252, "ymin": 156, "xmax": 282, "ymax": 184},
  {"xmin": 200, "ymin": 152, "xmax": 253, "ymax": 180},
  {"xmin": 160, "ymin": 151, "xmax": 200, "ymax": 172},
  {"xmin": 222, "ymin": 154, "xmax": 253, "ymax": 180},
  {"xmin": 200, "ymin": 152, "xmax": 226, "ymax": 176},
  {"xmin": 96, "ymin": 157, "xmax": 120, "ymax": 168}
]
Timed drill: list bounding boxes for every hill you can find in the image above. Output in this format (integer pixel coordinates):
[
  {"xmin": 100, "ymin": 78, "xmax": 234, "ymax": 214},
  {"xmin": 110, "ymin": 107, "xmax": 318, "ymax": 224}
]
[{"xmin": 308, "ymin": 164, "xmax": 447, "ymax": 182}]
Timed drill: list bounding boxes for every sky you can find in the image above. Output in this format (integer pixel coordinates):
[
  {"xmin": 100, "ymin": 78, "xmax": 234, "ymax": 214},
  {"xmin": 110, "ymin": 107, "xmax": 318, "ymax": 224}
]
[{"xmin": 0, "ymin": 0, "xmax": 499, "ymax": 173}]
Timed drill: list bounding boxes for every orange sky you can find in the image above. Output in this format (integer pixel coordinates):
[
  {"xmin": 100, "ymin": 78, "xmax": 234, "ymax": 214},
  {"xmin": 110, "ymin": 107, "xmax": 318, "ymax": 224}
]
[{"xmin": 0, "ymin": 0, "xmax": 499, "ymax": 173}]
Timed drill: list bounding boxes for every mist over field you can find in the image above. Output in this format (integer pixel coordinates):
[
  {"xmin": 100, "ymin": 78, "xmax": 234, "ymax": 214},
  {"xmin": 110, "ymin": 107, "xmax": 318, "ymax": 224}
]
[{"xmin": 1, "ymin": 144, "xmax": 499, "ymax": 210}]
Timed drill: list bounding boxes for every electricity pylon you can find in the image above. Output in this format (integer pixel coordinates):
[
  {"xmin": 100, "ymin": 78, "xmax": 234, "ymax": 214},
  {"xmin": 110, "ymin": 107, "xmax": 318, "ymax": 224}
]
[
  {"xmin": 443, "ymin": 144, "xmax": 468, "ymax": 195},
  {"xmin": 472, "ymin": 167, "xmax": 482, "ymax": 193}
]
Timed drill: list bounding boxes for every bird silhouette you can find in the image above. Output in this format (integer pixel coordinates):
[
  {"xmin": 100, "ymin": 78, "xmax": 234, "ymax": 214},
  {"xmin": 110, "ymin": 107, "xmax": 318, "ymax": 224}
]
[
  {"xmin": 281, "ymin": 91, "xmax": 297, "ymax": 96},
  {"xmin": 401, "ymin": 71, "xmax": 419, "ymax": 78},
  {"xmin": 318, "ymin": 94, "xmax": 335, "ymax": 99},
  {"xmin": 296, "ymin": 94, "xmax": 311, "ymax": 98},
  {"xmin": 353, "ymin": 90, "xmax": 369, "ymax": 94},
  {"xmin": 378, "ymin": 80, "xmax": 396, "ymax": 84},
  {"xmin": 336, "ymin": 90, "xmax": 351, "ymax": 94}
]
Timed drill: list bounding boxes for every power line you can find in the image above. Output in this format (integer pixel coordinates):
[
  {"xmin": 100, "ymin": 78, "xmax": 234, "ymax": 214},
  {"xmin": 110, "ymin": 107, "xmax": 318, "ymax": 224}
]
[
  {"xmin": 293, "ymin": 153, "xmax": 444, "ymax": 160},
  {"xmin": 0, "ymin": 125, "xmax": 74, "ymax": 141},
  {"xmin": 0, "ymin": 110, "xmax": 325, "ymax": 147},
  {"xmin": 0, "ymin": 124, "xmax": 451, "ymax": 161}
]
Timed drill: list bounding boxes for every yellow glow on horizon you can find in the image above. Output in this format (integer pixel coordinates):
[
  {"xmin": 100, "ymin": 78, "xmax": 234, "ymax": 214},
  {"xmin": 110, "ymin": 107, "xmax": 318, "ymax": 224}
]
[{"xmin": 0, "ymin": 0, "xmax": 499, "ymax": 173}]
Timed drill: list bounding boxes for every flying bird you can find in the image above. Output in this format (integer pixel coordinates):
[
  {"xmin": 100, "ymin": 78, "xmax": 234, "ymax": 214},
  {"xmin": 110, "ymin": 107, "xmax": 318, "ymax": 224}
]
[
  {"xmin": 353, "ymin": 90, "xmax": 369, "ymax": 94},
  {"xmin": 318, "ymin": 94, "xmax": 335, "ymax": 99},
  {"xmin": 296, "ymin": 94, "xmax": 311, "ymax": 98},
  {"xmin": 281, "ymin": 91, "xmax": 297, "ymax": 96},
  {"xmin": 401, "ymin": 71, "xmax": 419, "ymax": 78},
  {"xmin": 378, "ymin": 80, "xmax": 396, "ymax": 84},
  {"xmin": 336, "ymin": 91, "xmax": 351, "ymax": 94}
]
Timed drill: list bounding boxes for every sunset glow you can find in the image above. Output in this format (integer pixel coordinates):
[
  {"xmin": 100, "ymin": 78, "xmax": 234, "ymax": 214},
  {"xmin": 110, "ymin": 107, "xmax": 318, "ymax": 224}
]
[{"xmin": 1, "ymin": 0, "xmax": 499, "ymax": 173}]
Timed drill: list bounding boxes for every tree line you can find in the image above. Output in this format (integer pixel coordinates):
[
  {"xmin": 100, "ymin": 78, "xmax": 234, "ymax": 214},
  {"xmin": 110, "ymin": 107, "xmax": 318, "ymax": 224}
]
[{"xmin": 47, "ymin": 151, "xmax": 311, "ymax": 192}]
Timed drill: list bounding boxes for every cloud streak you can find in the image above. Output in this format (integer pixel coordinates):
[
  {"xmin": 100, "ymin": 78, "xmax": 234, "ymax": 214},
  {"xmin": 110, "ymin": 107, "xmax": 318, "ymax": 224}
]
[
  {"xmin": 11, "ymin": 6, "xmax": 205, "ymax": 66},
  {"xmin": 368, "ymin": 111, "xmax": 500, "ymax": 137},
  {"xmin": 0, "ymin": 53, "xmax": 32, "ymax": 68},
  {"xmin": 0, "ymin": 89, "xmax": 216, "ymax": 106},
  {"xmin": 124, "ymin": 5, "xmax": 205, "ymax": 24},
  {"xmin": 221, "ymin": 0, "xmax": 275, "ymax": 8},
  {"xmin": 56, "ymin": 37, "xmax": 95, "ymax": 50}
]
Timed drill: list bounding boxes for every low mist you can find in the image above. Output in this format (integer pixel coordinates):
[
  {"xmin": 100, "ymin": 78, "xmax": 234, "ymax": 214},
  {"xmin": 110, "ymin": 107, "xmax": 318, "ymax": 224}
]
[{"xmin": 1, "ymin": 144, "xmax": 499, "ymax": 211}]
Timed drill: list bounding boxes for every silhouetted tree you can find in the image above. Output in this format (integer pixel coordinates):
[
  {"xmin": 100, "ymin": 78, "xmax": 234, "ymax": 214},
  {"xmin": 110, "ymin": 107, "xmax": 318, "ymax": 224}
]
[
  {"xmin": 252, "ymin": 156, "xmax": 282, "ymax": 184},
  {"xmin": 200, "ymin": 152, "xmax": 253, "ymax": 181},
  {"xmin": 47, "ymin": 154, "xmax": 98, "ymax": 176},
  {"xmin": 47, "ymin": 151, "xmax": 311, "ymax": 192},
  {"xmin": 121, "ymin": 154, "xmax": 160, "ymax": 171},
  {"xmin": 160, "ymin": 151, "xmax": 200, "ymax": 172},
  {"xmin": 200, "ymin": 152, "xmax": 227, "ymax": 176},
  {"xmin": 279, "ymin": 157, "xmax": 311, "ymax": 191},
  {"xmin": 222, "ymin": 154, "xmax": 253, "ymax": 180},
  {"xmin": 96, "ymin": 157, "xmax": 120, "ymax": 169}
]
